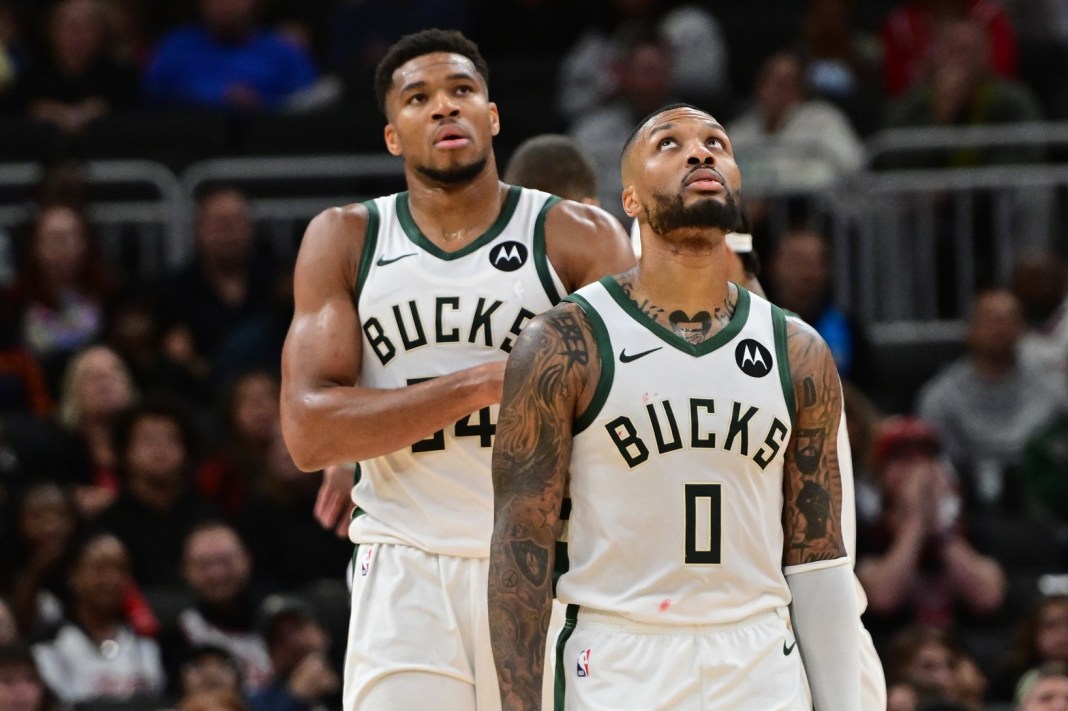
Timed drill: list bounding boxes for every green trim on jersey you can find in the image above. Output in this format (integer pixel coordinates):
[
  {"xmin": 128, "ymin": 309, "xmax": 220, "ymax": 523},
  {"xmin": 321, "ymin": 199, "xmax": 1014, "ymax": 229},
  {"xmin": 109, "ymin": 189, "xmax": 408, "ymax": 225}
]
[
  {"xmin": 771, "ymin": 305, "xmax": 796, "ymax": 428},
  {"xmin": 554, "ymin": 604, "xmax": 580, "ymax": 711},
  {"xmin": 601, "ymin": 277, "xmax": 752, "ymax": 357},
  {"xmin": 395, "ymin": 185, "xmax": 523, "ymax": 260},
  {"xmin": 564, "ymin": 293, "xmax": 615, "ymax": 436},
  {"xmin": 533, "ymin": 194, "xmax": 563, "ymax": 305},
  {"xmin": 354, "ymin": 200, "xmax": 380, "ymax": 302}
]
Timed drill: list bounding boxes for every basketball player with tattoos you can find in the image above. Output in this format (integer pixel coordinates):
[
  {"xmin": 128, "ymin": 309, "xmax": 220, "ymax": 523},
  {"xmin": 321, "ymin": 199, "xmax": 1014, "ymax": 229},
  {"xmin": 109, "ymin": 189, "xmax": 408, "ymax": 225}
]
[{"xmin": 488, "ymin": 104, "xmax": 866, "ymax": 710}]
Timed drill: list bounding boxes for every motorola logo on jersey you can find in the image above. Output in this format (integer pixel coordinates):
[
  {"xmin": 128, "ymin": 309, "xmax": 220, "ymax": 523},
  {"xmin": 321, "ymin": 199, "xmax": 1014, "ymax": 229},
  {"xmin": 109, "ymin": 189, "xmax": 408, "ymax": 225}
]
[
  {"xmin": 735, "ymin": 339, "xmax": 773, "ymax": 378},
  {"xmin": 489, "ymin": 241, "xmax": 528, "ymax": 271}
]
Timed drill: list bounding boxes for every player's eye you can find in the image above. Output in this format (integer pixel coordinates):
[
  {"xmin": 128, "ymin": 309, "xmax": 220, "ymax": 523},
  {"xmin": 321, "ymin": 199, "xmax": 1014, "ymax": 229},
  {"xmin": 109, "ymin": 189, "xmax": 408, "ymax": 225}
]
[
  {"xmin": 708, "ymin": 137, "xmax": 724, "ymax": 148},
  {"xmin": 407, "ymin": 93, "xmax": 427, "ymax": 105},
  {"xmin": 658, "ymin": 137, "xmax": 677, "ymax": 150},
  {"xmin": 455, "ymin": 85, "xmax": 473, "ymax": 95}
]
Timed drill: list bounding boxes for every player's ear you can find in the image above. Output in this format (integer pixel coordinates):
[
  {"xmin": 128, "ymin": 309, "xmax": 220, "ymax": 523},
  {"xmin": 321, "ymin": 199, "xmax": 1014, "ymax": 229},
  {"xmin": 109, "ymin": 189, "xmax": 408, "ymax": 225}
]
[
  {"xmin": 621, "ymin": 185, "xmax": 641, "ymax": 219},
  {"xmin": 384, "ymin": 123, "xmax": 402, "ymax": 157},
  {"xmin": 488, "ymin": 102, "xmax": 500, "ymax": 137}
]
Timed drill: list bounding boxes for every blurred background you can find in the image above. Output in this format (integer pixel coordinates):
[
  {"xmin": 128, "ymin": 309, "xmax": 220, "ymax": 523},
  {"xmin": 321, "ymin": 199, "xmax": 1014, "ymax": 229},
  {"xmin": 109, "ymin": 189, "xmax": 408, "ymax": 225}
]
[{"xmin": 1, "ymin": 1, "xmax": 1068, "ymax": 709}]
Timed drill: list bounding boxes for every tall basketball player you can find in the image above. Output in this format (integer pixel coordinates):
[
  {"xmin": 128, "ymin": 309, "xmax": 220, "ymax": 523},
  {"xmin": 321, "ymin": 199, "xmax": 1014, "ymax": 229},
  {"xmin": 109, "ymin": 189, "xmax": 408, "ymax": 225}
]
[
  {"xmin": 279, "ymin": 30, "xmax": 635, "ymax": 711},
  {"xmin": 489, "ymin": 103, "xmax": 867, "ymax": 710}
]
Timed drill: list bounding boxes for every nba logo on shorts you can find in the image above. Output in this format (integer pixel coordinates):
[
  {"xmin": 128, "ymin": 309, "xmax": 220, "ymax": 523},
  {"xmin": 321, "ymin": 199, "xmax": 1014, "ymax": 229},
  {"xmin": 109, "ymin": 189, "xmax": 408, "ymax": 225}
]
[
  {"xmin": 360, "ymin": 546, "xmax": 374, "ymax": 577},
  {"xmin": 576, "ymin": 648, "xmax": 591, "ymax": 677}
]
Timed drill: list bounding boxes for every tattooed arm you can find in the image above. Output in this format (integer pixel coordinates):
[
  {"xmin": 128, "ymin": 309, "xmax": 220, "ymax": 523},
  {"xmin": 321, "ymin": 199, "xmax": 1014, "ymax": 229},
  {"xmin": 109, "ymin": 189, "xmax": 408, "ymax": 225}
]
[
  {"xmin": 781, "ymin": 317, "xmax": 847, "ymax": 567},
  {"xmin": 489, "ymin": 304, "xmax": 597, "ymax": 711},
  {"xmin": 781, "ymin": 317, "xmax": 861, "ymax": 711}
]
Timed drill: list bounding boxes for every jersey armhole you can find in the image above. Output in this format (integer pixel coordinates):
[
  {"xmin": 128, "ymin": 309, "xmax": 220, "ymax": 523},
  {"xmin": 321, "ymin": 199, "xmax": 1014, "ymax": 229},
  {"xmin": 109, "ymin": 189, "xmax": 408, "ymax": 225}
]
[
  {"xmin": 353, "ymin": 200, "xmax": 380, "ymax": 303},
  {"xmin": 771, "ymin": 305, "xmax": 796, "ymax": 429},
  {"xmin": 533, "ymin": 194, "xmax": 564, "ymax": 305},
  {"xmin": 564, "ymin": 293, "xmax": 614, "ymax": 435}
]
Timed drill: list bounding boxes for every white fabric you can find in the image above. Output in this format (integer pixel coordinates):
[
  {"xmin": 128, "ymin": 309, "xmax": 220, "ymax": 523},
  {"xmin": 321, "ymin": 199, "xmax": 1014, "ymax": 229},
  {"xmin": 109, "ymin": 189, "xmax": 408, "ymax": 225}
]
[
  {"xmin": 352, "ymin": 187, "xmax": 565, "ymax": 558},
  {"xmin": 557, "ymin": 608, "xmax": 810, "ymax": 710},
  {"xmin": 786, "ymin": 564, "xmax": 862, "ymax": 711},
  {"xmin": 31, "ymin": 623, "xmax": 164, "ymax": 704},
  {"xmin": 560, "ymin": 283, "xmax": 800, "ymax": 624},
  {"xmin": 342, "ymin": 543, "xmax": 500, "ymax": 711}
]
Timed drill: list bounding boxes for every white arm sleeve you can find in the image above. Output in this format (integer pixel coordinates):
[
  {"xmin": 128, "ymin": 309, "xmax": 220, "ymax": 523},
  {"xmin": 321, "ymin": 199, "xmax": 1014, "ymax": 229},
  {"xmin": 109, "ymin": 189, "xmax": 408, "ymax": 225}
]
[{"xmin": 786, "ymin": 563, "xmax": 861, "ymax": 711}]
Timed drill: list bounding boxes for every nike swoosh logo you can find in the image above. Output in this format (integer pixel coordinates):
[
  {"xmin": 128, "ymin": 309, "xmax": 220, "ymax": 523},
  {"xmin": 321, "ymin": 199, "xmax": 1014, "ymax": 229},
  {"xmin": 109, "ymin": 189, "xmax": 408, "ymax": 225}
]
[
  {"xmin": 619, "ymin": 347, "xmax": 663, "ymax": 363},
  {"xmin": 376, "ymin": 253, "xmax": 418, "ymax": 266},
  {"xmin": 783, "ymin": 640, "xmax": 797, "ymax": 656}
]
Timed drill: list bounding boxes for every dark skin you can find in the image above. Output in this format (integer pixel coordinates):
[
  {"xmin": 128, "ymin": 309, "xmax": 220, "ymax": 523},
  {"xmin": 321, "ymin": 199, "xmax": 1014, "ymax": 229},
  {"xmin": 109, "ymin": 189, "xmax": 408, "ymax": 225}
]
[
  {"xmin": 279, "ymin": 52, "xmax": 634, "ymax": 522},
  {"xmin": 488, "ymin": 106, "xmax": 847, "ymax": 710}
]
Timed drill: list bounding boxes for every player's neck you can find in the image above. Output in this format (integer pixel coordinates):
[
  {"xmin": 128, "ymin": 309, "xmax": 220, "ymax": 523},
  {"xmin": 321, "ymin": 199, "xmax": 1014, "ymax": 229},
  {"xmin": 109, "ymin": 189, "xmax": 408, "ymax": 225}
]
[
  {"xmin": 634, "ymin": 234, "xmax": 733, "ymax": 313},
  {"xmin": 405, "ymin": 168, "xmax": 507, "ymax": 249}
]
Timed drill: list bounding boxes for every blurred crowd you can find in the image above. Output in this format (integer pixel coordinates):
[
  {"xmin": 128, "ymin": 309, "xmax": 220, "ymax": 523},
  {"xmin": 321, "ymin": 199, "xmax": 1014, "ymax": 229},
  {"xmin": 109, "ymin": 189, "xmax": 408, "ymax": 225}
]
[{"xmin": 0, "ymin": 0, "xmax": 1067, "ymax": 710}]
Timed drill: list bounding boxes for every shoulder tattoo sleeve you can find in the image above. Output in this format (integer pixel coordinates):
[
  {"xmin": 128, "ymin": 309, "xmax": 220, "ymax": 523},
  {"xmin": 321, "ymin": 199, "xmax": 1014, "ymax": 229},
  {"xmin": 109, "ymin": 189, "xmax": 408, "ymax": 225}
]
[
  {"xmin": 489, "ymin": 304, "xmax": 594, "ymax": 710},
  {"xmin": 781, "ymin": 319, "xmax": 848, "ymax": 567}
]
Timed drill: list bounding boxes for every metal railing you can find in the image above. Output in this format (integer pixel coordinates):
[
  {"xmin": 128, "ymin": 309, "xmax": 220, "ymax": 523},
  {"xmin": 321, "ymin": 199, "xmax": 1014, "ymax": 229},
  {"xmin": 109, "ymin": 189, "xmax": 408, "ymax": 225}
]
[{"xmin": 2, "ymin": 122, "xmax": 1068, "ymax": 324}]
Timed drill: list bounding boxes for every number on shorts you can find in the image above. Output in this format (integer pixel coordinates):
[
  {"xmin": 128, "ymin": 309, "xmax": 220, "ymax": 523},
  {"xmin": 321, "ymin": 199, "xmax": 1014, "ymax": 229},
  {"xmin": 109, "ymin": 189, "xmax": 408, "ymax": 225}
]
[{"xmin": 684, "ymin": 483, "xmax": 721, "ymax": 565}]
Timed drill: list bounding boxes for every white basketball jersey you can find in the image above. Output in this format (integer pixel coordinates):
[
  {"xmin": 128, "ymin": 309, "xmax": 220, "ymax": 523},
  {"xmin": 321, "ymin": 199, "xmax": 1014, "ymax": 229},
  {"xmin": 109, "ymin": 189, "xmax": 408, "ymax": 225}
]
[
  {"xmin": 558, "ymin": 278, "xmax": 796, "ymax": 624},
  {"xmin": 351, "ymin": 186, "xmax": 566, "ymax": 558}
]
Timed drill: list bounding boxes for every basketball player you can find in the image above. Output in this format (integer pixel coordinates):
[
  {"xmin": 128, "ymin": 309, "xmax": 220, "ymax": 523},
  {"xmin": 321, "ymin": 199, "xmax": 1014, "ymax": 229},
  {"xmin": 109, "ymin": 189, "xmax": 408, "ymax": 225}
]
[
  {"xmin": 504, "ymin": 134, "xmax": 600, "ymax": 206},
  {"xmin": 488, "ymin": 104, "xmax": 863, "ymax": 710},
  {"xmin": 279, "ymin": 29, "xmax": 634, "ymax": 711}
]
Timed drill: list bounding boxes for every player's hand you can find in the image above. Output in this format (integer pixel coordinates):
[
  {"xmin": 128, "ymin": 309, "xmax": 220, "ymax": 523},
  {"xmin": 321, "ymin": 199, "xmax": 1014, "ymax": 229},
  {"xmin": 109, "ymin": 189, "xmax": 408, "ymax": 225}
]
[{"xmin": 315, "ymin": 464, "xmax": 356, "ymax": 538}]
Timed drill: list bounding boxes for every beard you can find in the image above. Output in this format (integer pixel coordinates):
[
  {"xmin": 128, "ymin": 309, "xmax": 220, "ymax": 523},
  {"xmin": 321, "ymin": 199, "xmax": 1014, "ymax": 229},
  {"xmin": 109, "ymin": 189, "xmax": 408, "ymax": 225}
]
[
  {"xmin": 415, "ymin": 156, "xmax": 489, "ymax": 186},
  {"xmin": 645, "ymin": 188, "xmax": 743, "ymax": 237}
]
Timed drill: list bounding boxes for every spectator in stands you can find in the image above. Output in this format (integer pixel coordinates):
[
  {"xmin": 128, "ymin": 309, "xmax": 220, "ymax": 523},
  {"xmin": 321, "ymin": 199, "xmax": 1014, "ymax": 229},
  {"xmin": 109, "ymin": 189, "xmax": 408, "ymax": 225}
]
[
  {"xmin": 14, "ymin": 0, "xmax": 138, "ymax": 135},
  {"xmin": 1015, "ymin": 662, "xmax": 1068, "ymax": 711},
  {"xmin": 1013, "ymin": 253, "xmax": 1068, "ymax": 389},
  {"xmin": 884, "ymin": 626, "xmax": 988, "ymax": 710},
  {"xmin": 30, "ymin": 531, "xmax": 165, "ymax": 706},
  {"xmin": 0, "ymin": 341, "xmax": 51, "ymax": 418},
  {"xmin": 161, "ymin": 522, "xmax": 272, "ymax": 694},
  {"xmin": 796, "ymin": 0, "xmax": 884, "ymax": 136},
  {"xmin": 7, "ymin": 482, "xmax": 80, "ymax": 638},
  {"xmin": 844, "ymin": 381, "xmax": 885, "ymax": 527},
  {"xmin": 211, "ymin": 270, "xmax": 292, "ymax": 389},
  {"xmin": 996, "ymin": 596, "xmax": 1068, "ymax": 700},
  {"xmin": 174, "ymin": 643, "xmax": 243, "ymax": 703},
  {"xmin": 917, "ymin": 289, "xmax": 1062, "ymax": 509},
  {"xmin": 97, "ymin": 400, "xmax": 216, "ymax": 586},
  {"xmin": 238, "ymin": 425, "xmax": 351, "ymax": 591},
  {"xmin": 248, "ymin": 595, "xmax": 338, "ymax": 711},
  {"xmin": 766, "ymin": 228, "xmax": 871, "ymax": 384},
  {"xmin": 857, "ymin": 417, "xmax": 1006, "ymax": 650},
  {"xmin": 881, "ymin": 0, "xmax": 1018, "ymax": 97},
  {"xmin": 556, "ymin": 0, "xmax": 728, "ymax": 123},
  {"xmin": 103, "ymin": 290, "xmax": 205, "ymax": 405},
  {"xmin": 0, "ymin": 643, "xmax": 64, "ymax": 711},
  {"xmin": 196, "ymin": 370, "xmax": 278, "ymax": 521},
  {"xmin": 569, "ymin": 29, "xmax": 676, "ymax": 222},
  {"xmin": 143, "ymin": 0, "xmax": 318, "ymax": 111},
  {"xmin": 5, "ymin": 203, "xmax": 112, "ymax": 395},
  {"xmin": 728, "ymin": 52, "xmax": 865, "ymax": 191},
  {"xmin": 163, "ymin": 186, "xmax": 274, "ymax": 393},
  {"xmin": 56, "ymin": 345, "xmax": 136, "ymax": 516},
  {"xmin": 1000, "ymin": 0, "xmax": 1068, "ymax": 119},
  {"xmin": 884, "ymin": 16, "xmax": 1043, "ymax": 168}
]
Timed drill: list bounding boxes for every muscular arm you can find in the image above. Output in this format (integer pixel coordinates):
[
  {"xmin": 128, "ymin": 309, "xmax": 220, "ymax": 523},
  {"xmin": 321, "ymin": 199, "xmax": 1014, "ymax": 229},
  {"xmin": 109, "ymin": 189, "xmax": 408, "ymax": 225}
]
[
  {"xmin": 781, "ymin": 318, "xmax": 860, "ymax": 710},
  {"xmin": 544, "ymin": 200, "xmax": 636, "ymax": 291},
  {"xmin": 489, "ymin": 304, "xmax": 596, "ymax": 711},
  {"xmin": 782, "ymin": 318, "xmax": 848, "ymax": 567},
  {"xmin": 280, "ymin": 206, "xmax": 504, "ymax": 471}
]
